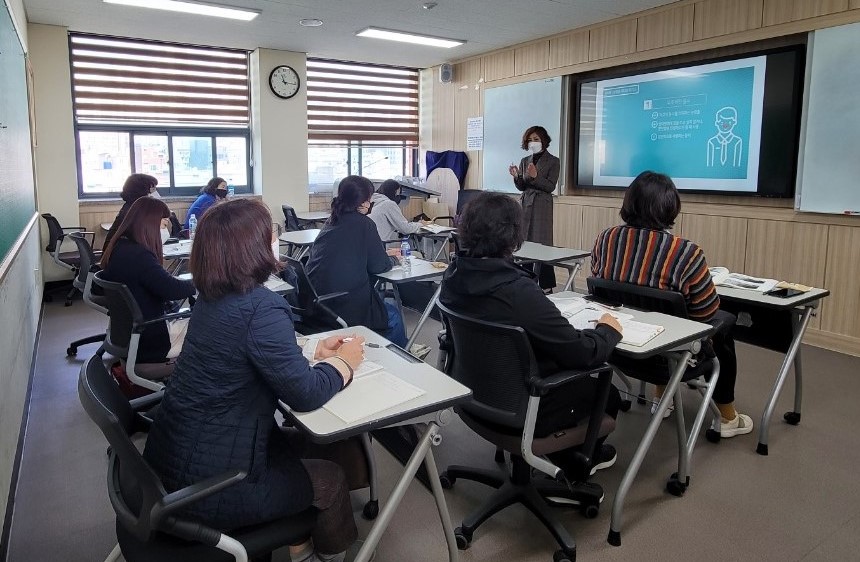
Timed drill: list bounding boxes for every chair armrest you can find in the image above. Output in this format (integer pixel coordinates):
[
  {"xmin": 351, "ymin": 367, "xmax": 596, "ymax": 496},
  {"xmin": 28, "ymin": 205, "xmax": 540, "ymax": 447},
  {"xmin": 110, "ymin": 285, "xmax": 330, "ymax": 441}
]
[
  {"xmin": 316, "ymin": 291, "xmax": 349, "ymax": 303},
  {"xmin": 134, "ymin": 310, "xmax": 193, "ymax": 333},
  {"xmin": 62, "ymin": 226, "xmax": 86, "ymax": 232},
  {"xmin": 159, "ymin": 518, "xmax": 222, "ymax": 548},
  {"xmin": 433, "ymin": 215, "xmax": 454, "ymax": 222},
  {"xmin": 160, "ymin": 469, "xmax": 247, "ymax": 513},
  {"xmin": 129, "ymin": 390, "xmax": 163, "ymax": 412},
  {"xmin": 528, "ymin": 364, "xmax": 612, "ymax": 396}
]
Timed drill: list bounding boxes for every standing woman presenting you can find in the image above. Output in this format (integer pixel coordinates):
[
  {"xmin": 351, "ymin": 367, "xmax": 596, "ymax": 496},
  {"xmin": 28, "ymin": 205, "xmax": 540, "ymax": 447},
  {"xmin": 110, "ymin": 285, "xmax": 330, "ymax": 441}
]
[{"xmin": 509, "ymin": 125, "xmax": 559, "ymax": 292}]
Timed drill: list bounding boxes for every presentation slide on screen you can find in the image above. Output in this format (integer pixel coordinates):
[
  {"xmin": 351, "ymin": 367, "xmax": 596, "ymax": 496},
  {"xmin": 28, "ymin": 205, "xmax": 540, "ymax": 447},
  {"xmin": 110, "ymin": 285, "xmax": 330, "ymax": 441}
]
[{"xmin": 588, "ymin": 56, "xmax": 766, "ymax": 191}]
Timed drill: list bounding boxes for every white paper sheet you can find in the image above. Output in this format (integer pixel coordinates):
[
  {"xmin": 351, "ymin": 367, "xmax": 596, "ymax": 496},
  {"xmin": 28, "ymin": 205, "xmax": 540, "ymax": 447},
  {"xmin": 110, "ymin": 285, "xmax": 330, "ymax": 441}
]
[{"xmin": 322, "ymin": 371, "xmax": 426, "ymax": 423}]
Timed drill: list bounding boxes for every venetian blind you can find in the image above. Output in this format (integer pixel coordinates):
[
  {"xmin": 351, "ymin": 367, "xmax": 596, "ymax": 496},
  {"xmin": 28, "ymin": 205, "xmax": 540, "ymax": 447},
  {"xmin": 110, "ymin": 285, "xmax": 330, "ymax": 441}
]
[
  {"xmin": 69, "ymin": 33, "xmax": 249, "ymax": 127},
  {"xmin": 307, "ymin": 58, "xmax": 418, "ymax": 143}
]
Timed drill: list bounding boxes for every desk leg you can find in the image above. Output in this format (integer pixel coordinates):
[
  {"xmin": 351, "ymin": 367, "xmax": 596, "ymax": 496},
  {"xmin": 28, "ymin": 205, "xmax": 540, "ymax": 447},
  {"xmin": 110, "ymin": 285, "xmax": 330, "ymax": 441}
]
[
  {"xmin": 406, "ymin": 282, "xmax": 442, "ymax": 350},
  {"xmin": 756, "ymin": 306, "xmax": 813, "ymax": 456},
  {"xmin": 608, "ymin": 351, "xmax": 692, "ymax": 547},
  {"xmin": 561, "ymin": 261, "xmax": 582, "ymax": 292},
  {"xmin": 355, "ymin": 423, "xmax": 457, "ymax": 562}
]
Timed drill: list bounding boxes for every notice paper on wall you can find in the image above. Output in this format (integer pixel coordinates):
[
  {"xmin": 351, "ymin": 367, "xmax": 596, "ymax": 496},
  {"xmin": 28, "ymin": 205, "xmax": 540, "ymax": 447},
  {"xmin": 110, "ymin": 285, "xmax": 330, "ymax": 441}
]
[
  {"xmin": 323, "ymin": 371, "xmax": 425, "ymax": 423},
  {"xmin": 466, "ymin": 117, "xmax": 483, "ymax": 150}
]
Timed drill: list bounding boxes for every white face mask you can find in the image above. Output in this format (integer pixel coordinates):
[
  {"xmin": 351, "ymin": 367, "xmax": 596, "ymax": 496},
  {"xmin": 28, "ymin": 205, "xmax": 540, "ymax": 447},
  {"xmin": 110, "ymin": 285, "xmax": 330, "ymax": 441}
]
[
  {"xmin": 149, "ymin": 189, "xmax": 161, "ymax": 199},
  {"xmin": 528, "ymin": 141, "xmax": 542, "ymax": 154}
]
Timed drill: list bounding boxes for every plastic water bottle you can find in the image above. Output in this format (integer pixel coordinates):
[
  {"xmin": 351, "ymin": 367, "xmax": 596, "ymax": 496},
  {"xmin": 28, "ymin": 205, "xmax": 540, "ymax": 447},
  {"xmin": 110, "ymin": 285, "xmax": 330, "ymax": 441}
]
[
  {"xmin": 188, "ymin": 214, "xmax": 197, "ymax": 240},
  {"xmin": 400, "ymin": 237, "xmax": 412, "ymax": 273},
  {"xmin": 227, "ymin": 183, "xmax": 235, "ymax": 198}
]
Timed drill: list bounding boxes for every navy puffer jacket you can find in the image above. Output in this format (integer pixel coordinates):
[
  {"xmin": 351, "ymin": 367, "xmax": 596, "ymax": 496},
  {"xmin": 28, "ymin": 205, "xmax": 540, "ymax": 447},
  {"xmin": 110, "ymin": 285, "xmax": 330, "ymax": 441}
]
[{"xmin": 143, "ymin": 285, "xmax": 344, "ymax": 529}]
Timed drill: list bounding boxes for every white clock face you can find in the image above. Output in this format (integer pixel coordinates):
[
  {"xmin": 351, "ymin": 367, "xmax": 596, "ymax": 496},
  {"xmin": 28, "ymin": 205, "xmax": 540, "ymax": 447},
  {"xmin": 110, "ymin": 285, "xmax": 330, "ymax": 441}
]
[{"xmin": 269, "ymin": 65, "xmax": 300, "ymax": 99}]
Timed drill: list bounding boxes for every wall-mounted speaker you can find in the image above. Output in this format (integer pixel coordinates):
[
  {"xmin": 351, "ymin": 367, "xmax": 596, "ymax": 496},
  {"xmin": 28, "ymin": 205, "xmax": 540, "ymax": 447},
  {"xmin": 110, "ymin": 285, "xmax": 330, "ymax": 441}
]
[{"xmin": 439, "ymin": 63, "xmax": 453, "ymax": 84}]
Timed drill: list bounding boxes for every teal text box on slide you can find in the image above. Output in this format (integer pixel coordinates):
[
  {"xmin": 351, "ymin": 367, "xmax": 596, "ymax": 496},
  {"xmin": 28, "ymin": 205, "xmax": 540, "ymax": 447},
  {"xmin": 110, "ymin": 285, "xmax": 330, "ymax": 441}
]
[{"xmin": 597, "ymin": 66, "xmax": 757, "ymax": 181}]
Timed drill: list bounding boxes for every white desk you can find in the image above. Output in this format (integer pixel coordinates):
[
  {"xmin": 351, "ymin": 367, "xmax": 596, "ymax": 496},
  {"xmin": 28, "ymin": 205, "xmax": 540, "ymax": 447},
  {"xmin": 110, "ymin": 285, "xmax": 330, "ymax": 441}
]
[
  {"xmin": 514, "ymin": 242, "xmax": 591, "ymax": 291},
  {"xmin": 552, "ymin": 292, "xmax": 715, "ymax": 547},
  {"xmin": 295, "ymin": 210, "xmax": 330, "ymax": 224},
  {"xmin": 279, "ymin": 229, "xmax": 320, "ymax": 260},
  {"xmin": 163, "ymin": 239, "xmax": 193, "ymax": 260},
  {"xmin": 715, "ymin": 285, "xmax": 830, "ymax": 455},
  {"xmin": 413, "ymin": 226, "xmax": 457, "ymax": 262},
  {"xmin": 286, "ymin": 326, "xmax": 471, "ymax": 562},
  {"xmin": 175, "ymin": 272, "xmax": 294, "ymax": 295},
  {"xmin": 374, "ymin": 259, "xmax": 448, "ymax": 349}
]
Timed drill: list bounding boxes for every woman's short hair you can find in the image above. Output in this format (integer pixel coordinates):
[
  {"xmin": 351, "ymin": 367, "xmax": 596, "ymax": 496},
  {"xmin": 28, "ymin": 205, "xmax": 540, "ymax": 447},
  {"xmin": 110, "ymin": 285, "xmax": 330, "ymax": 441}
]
[
  {"xmin": 190, "ymin": 198, "xmax": 279, "ymax": 300},
  {"xmin": 121, "ymin": 173, "xmax": 158, "ymax": 203},
  {"xmin": 101, "ymin": 196, "xmax": 169, "ymax": 267},
  {"xmin": 329, "ymin": 175, "xmax": 374, "ymax": 224},
  {"xmin": 458, "ymin": 192, "xmax": 523, "ymax": 258},
  {"xmin": 201, "ymin": 177, "xmax": 226, "ymax": 196},
  {"xmin": 620, "ymin": 171, "xmax": 681, "ymax": 230},
  {"xmin": 520, "ymin": 125, "xmax": 552, "ymax": 151},
  {"xmin": 377, "ymin": 179, "xmax": 401, "ymax": 202}
]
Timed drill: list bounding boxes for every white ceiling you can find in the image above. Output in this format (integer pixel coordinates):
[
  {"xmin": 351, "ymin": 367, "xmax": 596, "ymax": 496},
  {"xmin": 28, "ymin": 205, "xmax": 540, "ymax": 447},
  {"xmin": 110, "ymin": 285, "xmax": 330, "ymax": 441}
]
[{"xmin": 23, "ymin": 0, "xmax": 679, "ymax": 68}]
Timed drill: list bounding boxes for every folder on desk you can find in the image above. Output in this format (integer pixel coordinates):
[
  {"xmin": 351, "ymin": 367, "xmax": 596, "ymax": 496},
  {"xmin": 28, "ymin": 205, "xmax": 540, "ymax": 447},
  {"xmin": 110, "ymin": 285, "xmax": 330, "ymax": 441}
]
[
  {"xmin": 617, "ymin": 320, "xmax": 665, "ymax": 347},
  {"xmin": 323, "ymin": 371, "xmax": 425, "ymax": 423}
]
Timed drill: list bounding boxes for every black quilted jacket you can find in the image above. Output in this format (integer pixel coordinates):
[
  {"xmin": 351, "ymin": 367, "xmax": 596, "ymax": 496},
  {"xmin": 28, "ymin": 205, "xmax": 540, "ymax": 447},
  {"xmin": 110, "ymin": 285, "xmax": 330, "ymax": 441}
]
[{"xmin": 142, "ymin": 285, "xmax": 344, "ymax": 529}]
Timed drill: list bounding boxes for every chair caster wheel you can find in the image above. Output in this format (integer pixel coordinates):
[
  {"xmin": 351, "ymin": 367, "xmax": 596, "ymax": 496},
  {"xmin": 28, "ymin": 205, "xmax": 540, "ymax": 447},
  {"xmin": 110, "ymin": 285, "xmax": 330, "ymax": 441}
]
[
  {"xmin": 67, "ymin": 346, "xmax": 77, "ymax": 357},
  {"xmin": 619, "ymin": 399, "xmax": 632, "ymax": 412},
  {"xmin": 439, "ymin": 472, "xmax": 455, "ymax": 489},
  {"xmin": 784, "ymin": 411, "xmax": 801, "ymax": 425},
  {"xmin": 362, "ymin": 500, "xmax": 379, "ymax": 520},
  {"xmin": 581, "ymin": 504, "xmax": 599, "ymax": 519},
  {"xmin": 666, "ymin": 472, "xmax": 688, "ymax": 497},
  {"xmin": 607, "ymin": 529, "xmax": 621, "ymax": 546},
  {"xmin": 756, "ymin": 443, "xmax": 769, "ymax": 456},
  {"xmin": 705, "ymin": 428, "xmax": 721, "ymax": 443},
  {"xmin": 553, "ymin": 549, "xmax": 575, "ymax": 562},
  {"xmin": 636, "ymin": 395, "xmax": 647, "ymax": 405},
  {"xmin": 494, "ymin": 449, "xmax": 505, "ymax": 463},
  {"xmin": 64, "ymin": 300, "xmax": 73, "ymax": 307},
  {"xmin": 454, "ymin": 527, "xmax": 471, "ymax": 550}
]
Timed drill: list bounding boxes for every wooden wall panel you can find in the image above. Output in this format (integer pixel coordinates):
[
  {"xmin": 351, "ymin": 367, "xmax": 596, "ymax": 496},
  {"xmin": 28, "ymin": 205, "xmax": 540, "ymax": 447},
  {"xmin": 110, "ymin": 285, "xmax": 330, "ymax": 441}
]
[
  {"xmin": 580, "ymin": 206, "xmax": 621, "ymax": 252},
  {"xmin": 763, "ymin": 0, "xmax": 848, "ymax": 26},
  {"xmin": 637, "ymin": 4, "xmax": 695, "ymax": 51},
  {"xmin": 452, "ymin": 59, "xmax": 482, "ymax": 187},
  {"xmin": 481, "ymin": 50, "xmax": 515, "ymax": 82},
  {"xmin": 852, "ymin": 0, "xmax": 860, "ymax": 9},
  {"xmin": 515, "ymin": 41, "xmax": 549, "ymax": 76},
  {"xmin": 693, "ymin": 0, "xmax": 764, "ymax": 40},
  {"xmin": 820, "ymin": 225, "xmax": 860, "ymax": 337},
  {"xmin": 553, "ymin": 203, "xmax": 583, "ymax": 250},
  {"xmin": 548, "ymin": 30, "xmax": 589, "ymax": 69},
  {"xmin": 431, "ymin": 77, "xmax": 455, "ymax": 150},
  {"xmin": 589, "ymin": 19, "xmax": 638, "ymax": 61},
  {"xmin": 679, "ymin": 213, "xmax": 748, "ymax": 273}
]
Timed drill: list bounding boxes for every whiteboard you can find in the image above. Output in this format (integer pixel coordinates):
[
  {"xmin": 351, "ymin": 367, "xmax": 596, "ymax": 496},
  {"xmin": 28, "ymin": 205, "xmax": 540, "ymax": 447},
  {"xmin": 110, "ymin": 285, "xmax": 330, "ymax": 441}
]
[
  {"xmin": 796, "ymin": 22, "xmax": 860, "ymax": 214},
  {"xmin": 482, "ymin": 77, "xmax": 563, "ymax": 193}
]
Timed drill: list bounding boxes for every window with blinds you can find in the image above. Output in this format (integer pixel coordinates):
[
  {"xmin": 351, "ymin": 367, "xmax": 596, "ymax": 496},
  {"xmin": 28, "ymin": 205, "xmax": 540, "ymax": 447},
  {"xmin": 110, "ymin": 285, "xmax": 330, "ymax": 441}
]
[
  {"xmin": 307, "ymin": 59, "xmax": 419, "ymax": 142},
  {"xmin": 69, "ymin": 34, "xmax": 249, "ymax": 127},
  {"xmin": 306, "ymin": 59, "xmax": 419, "ymax": 192}
]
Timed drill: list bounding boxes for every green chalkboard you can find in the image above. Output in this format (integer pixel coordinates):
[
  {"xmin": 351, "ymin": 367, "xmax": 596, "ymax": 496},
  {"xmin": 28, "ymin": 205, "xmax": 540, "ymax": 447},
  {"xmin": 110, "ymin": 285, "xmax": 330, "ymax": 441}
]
[{"xmin": 0, "ymin": 4, "xmax": 36, "ymax": 269}]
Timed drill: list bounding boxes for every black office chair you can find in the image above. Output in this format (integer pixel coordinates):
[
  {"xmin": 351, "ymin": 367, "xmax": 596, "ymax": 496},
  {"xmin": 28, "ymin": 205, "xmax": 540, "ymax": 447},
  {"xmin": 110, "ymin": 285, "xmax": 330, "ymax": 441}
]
[
  {"xmin": 78, "ymin": 354, "xmax": 317, "ymax": 562},
  {"xmin": 586, "ymin": 277, "xmax": 723, "ymax": 481},
  {"xmin": 436, "ymin": 302, "xmax": 615, "ymax": 562},
  {"xmin": 282, "ymin": 204, "xmax": 314, "ymax": 232},
  {"xmin": 66, "ymin": 232, "xmax": 108, "ymax": 357},
  {"xmin": 281, "ymin": 256, "xmax": 380, "ymax": 520},
  {"xmin": 41, "ymin": 213, "xmax": 89, "ymax": 306},
  {"xmin": 93, "ymin": 271, "xmax": 192, "ymax": 393},
  {"xmin": 432, "ymin": 189, "xmax": 483, "ymax": 227}
]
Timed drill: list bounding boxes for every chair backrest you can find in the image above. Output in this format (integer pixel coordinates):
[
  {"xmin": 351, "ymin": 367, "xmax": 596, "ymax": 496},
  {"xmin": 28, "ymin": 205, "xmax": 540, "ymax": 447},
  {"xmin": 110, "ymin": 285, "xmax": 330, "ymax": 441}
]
[
  {"xmin": 284, "ymin": 256, "xmax": 342, "ymax": 331},
  {"xmin": 586, "ymin": 277, "xmax": 688, "ymax": 318},
  {"xmin": 68, "ymin": 232, "xmax": 98, "ymax": 290},
  {"xmin": 456, "ymin": 189, "xmax": 483, "ymax": 216},
  {"xmin": 437, "ymin": 302, "xmax": 534, "ymax": 429},
  {"xmin": 40, "ymin": 213, "xmax": 65, "ymax": 252},
  {"xmin": 78, "ymin": 355, "xmax": 169, "ymax": 542},
  {"xmin": 94, "ymin": 271, "xmax": 145, "ymax": 358},
  {"xmin": 282, "ymin": 205, "xmax": 303, "ymax": 231}
]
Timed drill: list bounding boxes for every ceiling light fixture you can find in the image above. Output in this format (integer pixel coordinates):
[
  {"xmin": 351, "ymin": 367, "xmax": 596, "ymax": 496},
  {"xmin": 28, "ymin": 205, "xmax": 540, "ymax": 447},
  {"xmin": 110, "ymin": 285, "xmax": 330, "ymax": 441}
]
[
  {"xmin": 102, "ymin": 0, "xmax": 259, "ymax": 21},
  {"xmin": 300, "ymin": 18, "xmax": 324, "ymax": 27},
  {"xmin": 356, "ymin": 27, "xmax": 464, "ymax": 48}
]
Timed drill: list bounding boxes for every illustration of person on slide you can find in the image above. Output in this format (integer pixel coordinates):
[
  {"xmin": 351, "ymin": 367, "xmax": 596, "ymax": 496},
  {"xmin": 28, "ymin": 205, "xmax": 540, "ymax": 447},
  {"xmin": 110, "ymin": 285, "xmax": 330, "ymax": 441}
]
[{"xmin": 707, "ymin": 106, "xmax": 743, "ymax": 167}]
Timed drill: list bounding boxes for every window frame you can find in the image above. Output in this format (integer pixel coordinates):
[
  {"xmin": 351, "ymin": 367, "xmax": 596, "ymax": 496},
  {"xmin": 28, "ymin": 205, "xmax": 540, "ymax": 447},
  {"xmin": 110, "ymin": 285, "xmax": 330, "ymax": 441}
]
[
  {"xmin": 307, "ymin": 140, "xmax": 418, "ymax": 193},
  {"xmin": 75, "ymin": 124, "xmax": 252, "ymax": 198}
]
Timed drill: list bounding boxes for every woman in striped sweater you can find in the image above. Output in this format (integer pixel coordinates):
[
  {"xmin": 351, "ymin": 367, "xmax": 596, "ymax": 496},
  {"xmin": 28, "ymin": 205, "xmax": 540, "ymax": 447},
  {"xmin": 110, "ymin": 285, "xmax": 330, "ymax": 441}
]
[{"xmin": 590, "ymin": 171, "xmax": 752, "ymax": 438}]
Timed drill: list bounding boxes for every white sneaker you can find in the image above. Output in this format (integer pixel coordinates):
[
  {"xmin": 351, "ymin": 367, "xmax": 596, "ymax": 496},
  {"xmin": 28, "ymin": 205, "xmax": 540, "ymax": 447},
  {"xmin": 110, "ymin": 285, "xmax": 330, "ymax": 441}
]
[
  {"xmin": 650, "ymin": 397, "xmax": 674, "ymax": 419},
  {"xmin": 720, "ymin": 412, "xmax": 754, "ymax": 438}
]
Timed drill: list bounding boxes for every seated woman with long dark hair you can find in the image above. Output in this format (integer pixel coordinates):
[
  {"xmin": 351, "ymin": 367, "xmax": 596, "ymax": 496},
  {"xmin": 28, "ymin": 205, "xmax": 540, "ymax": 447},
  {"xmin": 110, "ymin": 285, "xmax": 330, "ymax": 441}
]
[
  {"xmin": 100, "ymin": 196, "xmax": 196, "ymax": 362},
  {"xmin": 103, "ymin": 173, "xmax": 160, "ymax": 249},
  {"xmin": 440, "ymin": 191, "xmax": 623, "ymax": 475},
  {"xmin": 306, "ymin": 175, "xmax": 408, "ymax": 347},
  {"xmin": 591, "ymin": 170, "xmax": 752, "ymax": 438},
  {"xmin": 143, "ymin": 198, "xmax": 366, "ymax": 562}
]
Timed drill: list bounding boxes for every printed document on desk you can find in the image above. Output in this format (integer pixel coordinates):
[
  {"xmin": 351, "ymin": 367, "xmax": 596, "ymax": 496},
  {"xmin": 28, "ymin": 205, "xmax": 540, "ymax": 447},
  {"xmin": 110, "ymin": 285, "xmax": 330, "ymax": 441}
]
[
  {"xmin": 420, "ymin": 224, "xmax": 456, "ymax": 234},
  {"xmin": 709, "ymin": 267, "xmax": 778, "ymax": 292},
  {"xmin": 548, "ymin": 295, "xmax": 664, "ymax": 347},
  {"xmin": 323, "ymin": 371, "xmax": 425, "ymax": 423}
]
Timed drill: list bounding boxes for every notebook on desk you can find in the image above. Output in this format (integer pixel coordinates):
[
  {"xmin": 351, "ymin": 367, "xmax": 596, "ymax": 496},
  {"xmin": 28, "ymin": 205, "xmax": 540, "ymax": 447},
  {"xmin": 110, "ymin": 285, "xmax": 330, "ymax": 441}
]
[
  {"xmin": 420, "ymin": 224, "xmax": 456, "ymax": 234},
  {"xmin": 322, "ymin": 370, "xmax": 425, "ymax": 423},
  {"xmin": 548, "ymin": 295, "xmax": 664, "ymax": 347}
]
